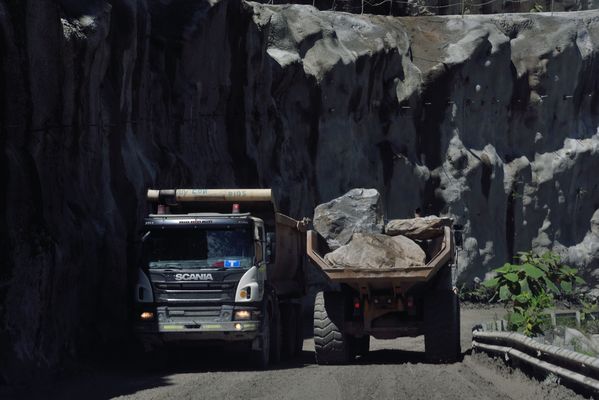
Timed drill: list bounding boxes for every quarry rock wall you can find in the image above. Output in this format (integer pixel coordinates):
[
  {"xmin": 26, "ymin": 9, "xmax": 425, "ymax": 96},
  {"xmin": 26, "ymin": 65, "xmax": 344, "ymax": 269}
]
[{"xmin": 0, "ymin": 0, "xmax": 598, "ymax": 381}]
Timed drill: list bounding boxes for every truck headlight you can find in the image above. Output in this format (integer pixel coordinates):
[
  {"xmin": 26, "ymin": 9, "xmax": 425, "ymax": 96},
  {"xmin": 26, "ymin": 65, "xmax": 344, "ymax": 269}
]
[
  {"xmin": 234, "ymin": 310, "xmax": 251, "ymax": 320},
  {"xmin": 140, "ymin": 311, "xmax": 154, "ymax": 320}
]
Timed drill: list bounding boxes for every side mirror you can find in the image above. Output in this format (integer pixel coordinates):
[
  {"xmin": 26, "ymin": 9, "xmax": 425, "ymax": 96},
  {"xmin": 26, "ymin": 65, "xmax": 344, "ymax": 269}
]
[{"xmin": 255, "ymin": 241, "xmax": 263, "ymax": 263}]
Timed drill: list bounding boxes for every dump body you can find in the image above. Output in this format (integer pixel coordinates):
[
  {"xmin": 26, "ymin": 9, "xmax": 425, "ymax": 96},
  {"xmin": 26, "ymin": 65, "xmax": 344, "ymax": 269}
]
[
  {"xmin": 134, "ymin": 188, "xmax": 306, "ymax": 366},
  {"xmin": 307, "ymin": 226, "xmax": 454, "ymax": 290},
  {"xmin": 269, "ymin": 213, "xmax": 308, "ymax": 297}
]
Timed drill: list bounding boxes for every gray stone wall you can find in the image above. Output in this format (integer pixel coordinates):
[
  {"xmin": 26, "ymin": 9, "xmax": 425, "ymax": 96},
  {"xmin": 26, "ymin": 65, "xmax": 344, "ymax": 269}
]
[{"xmin": 0, "ymin": 0, "xmax": 598, "ymax": 381}]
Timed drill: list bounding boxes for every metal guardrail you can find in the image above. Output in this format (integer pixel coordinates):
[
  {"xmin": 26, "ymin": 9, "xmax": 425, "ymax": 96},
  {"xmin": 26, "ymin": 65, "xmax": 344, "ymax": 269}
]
[{"xmin": 472, "ymin": 328, "xmax": 599, "ymax": 393}]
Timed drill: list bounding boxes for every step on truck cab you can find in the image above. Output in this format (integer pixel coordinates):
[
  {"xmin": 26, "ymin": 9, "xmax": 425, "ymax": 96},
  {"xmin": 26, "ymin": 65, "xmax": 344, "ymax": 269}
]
[
  {"xmin": 307, "ymin": 223, "xmax": 461, "ymax": 364},
  {"xmin": 134, "ymin": 189, "xmax": 308, "ymax": 367}
]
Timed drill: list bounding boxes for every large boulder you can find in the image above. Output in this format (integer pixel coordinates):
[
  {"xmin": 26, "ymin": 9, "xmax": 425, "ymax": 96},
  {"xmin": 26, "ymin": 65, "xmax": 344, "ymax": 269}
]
[
  {"xmin": 313, "ymin": 188, "xmax": 384, "ymax": 250},
  {"xmin": 324, "ymin": 233, "xmax": 426, "ymax": 270},
  {"xmin": 385, "ymin": 216, "xmax": 452, "ymax": 240}
]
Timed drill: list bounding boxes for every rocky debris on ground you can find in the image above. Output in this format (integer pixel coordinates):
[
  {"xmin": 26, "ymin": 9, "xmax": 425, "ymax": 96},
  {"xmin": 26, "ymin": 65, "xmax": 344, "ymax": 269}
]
[
  {"xmin": 324, "ymin": 233, "xmax": 426, "ymax": 270},
  {"xmin": 313, "ymin": 188, "xmax": 384, "ymax": 250},
  {"xmin": 385, "ymin": 216, "xmax": 452, "ymax": 240}
]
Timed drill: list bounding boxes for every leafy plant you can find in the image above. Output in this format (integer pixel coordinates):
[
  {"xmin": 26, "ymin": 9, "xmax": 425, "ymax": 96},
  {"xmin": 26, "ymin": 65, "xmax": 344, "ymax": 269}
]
[
  {"xmin": 580, "ymin": 299, "xmax": 597, "ymax": 320},
  {"xmin": 458, "ymin": 282, "xmax": 494, "ymax": 303},
  {"xmin": 582, "ymin": 318, "xmax": 599, "ymax": 335},
  {"xmin": 580, "ymin": 298, "xmax": 599, "ymax": 333},
  {"xmin": 530, "ymin": 3, "xmax": 544, "ymax": 12},
  {"xmin": 482, "ymin": 251, "xmax": 585, "ymax": 336}
]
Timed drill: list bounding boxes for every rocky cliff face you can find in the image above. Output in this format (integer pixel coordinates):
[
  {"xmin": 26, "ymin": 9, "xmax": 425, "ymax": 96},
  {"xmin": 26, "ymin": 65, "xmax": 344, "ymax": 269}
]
[
  {"xmin": 1, "ymin": 0, "xmax": 598, "ymax": 382},
  {"xmin": 267, "ymin": 0, "xmax": 599, "ymax": 17}
]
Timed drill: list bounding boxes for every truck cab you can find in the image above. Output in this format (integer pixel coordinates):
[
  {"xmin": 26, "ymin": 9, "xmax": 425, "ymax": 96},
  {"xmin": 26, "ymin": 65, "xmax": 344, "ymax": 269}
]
[{"xmin": 134, "ymin": 189, "xmax": 306, "ymax": 367}]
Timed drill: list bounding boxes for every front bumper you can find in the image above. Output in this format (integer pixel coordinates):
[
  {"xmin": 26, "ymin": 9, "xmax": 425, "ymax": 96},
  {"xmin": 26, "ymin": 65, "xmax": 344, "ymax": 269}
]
[{"xmin": 135, "ymin": 304, "xmax": 261, "ymax": 342}]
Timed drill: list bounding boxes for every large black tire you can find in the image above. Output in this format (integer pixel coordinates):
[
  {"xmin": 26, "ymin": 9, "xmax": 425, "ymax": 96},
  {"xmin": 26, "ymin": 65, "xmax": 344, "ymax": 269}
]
[
  {"xmin": 314, "ymin": 291, "xmax": 351, "ymax": 365},
  {"xmin": 280, "ymin": 303, "xmax": 297, "ymax": 360},
  {"xmin": 270, "ymin": 299, "xmax": 282, "ymax": 365},
  {"xmin": 293, "ymin": 304, "xmax": 304, "ymax": 356},
  {"xmin": 251, "ymin": 307, "xmax": 271, "ymax": 369},
  {"xmin": 424, "ymin": 265, "xmax": 461, "ymax": 363}
]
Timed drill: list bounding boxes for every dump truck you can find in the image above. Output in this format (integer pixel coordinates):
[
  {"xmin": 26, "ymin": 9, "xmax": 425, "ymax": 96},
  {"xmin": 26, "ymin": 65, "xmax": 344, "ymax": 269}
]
[
  {"xmin": 134, "ymin": 188, "xmax": 308, "ymax": 367},
  {"xmin": 306, "ymin": 223, "xmax": 460, "ymax": 364}
]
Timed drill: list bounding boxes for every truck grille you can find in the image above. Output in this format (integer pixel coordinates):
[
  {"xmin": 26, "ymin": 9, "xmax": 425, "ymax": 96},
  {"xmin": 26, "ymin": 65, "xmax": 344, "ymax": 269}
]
[
  {"xmin": 153, "ymin": 281, "xmax": 237, "ymax": 303},
  {"xmin": 162, "ymin": 307, "xmax": 221, "ymax": 318},
  {"xmin": 154, "ymin": 282, "xmax": 235, "ymax": 290}
]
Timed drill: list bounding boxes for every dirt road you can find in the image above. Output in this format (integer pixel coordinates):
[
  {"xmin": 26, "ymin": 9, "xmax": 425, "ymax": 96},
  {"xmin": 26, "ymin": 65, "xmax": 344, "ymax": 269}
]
[{"xmin": 7, "ymin": 306, "xmax": 587, "ymax": 400}]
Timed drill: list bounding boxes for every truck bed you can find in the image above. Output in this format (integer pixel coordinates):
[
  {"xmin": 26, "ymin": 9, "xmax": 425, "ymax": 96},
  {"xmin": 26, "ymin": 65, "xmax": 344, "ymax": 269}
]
[{"xmin": 306, "ymin": 226, "xmax": 453, "ymax": 288}]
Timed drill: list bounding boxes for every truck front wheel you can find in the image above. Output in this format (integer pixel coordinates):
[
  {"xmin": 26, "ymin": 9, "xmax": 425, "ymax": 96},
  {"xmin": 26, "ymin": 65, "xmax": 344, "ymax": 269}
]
[
  {"xmin": 251, "ymin": 307, "xmax": 271, "ymax": 369},
  {"xmin": 314, "ymin": 291, "xmax": 351, "ymax": 364},
  {"xmin": 424, "ymin": 265, "xmax": 461, "ymax": 363}
]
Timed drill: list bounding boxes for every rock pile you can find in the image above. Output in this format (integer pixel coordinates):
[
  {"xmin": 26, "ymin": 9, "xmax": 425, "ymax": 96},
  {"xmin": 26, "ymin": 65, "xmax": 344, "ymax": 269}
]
[
  {"xmin": 314, "ymin": 189, "xmax": 448, "ymax": 270},
  {"xmin": 324, "ymin": 233, "xmax": 426, "ymax": 269},
  {"xmin": 313, "ymin": 188, "xmax": 384, "ymax": 250},
  {"xmin": 385, "ymin": 216, "xmax": 452, "ymax": 240}
]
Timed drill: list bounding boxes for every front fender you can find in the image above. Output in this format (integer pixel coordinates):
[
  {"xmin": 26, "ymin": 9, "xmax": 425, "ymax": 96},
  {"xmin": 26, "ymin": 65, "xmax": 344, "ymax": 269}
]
[{"xmin": 235, "ymin": 266, "xmax": 263, "ymax": 302}]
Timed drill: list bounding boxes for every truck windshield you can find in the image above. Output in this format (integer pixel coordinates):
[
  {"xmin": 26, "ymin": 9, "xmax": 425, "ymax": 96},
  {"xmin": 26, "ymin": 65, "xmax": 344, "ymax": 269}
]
[{"xmin": 145, "ymin": 227, "xmax": 254, "ymax": 269}]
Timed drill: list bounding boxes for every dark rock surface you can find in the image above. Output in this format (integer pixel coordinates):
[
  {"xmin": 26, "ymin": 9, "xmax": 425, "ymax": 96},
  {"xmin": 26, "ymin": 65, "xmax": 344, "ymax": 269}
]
[
  {"xmin": 0, "ymin": 0, "xmax": 598, "ymax": 382},
  {"xmin": 256, "ymin": 0, "xmax": 599, "ymax": 17},
  {"xmin": 324, "ymin": 232, "xmax": 426, "ymax": 269},
  {"xmin": 313, "ymin": 188, "xmax": 384, "ymax": 250}
]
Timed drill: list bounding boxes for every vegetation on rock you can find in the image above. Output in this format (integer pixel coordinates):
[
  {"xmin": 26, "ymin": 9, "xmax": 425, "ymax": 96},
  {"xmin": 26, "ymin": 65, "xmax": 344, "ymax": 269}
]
[{"xmin": 482, "ymin": 251, "xmax": 585, "ymax": 336}]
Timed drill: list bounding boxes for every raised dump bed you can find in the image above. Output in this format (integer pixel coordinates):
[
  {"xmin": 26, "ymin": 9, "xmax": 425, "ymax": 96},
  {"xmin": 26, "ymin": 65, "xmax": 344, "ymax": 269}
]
[{"xmin": 306, "ymin": 223, "xmax": 460, "ymax": 365}]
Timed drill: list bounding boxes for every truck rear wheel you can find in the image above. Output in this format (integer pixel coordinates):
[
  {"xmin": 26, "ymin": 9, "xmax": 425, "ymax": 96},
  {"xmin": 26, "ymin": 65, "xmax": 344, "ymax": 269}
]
[
  {"xmin": 293, "ymin": 304, "xmax": 304, "ymax": 356},
  {"xmin": 424, "ymin": 265, "xmax": 461, "ymax": 363},
  {"xmin": 281, "ymin": 303, "xmax": 304, "ymax": 359},
  {"xmin": 280, "ymin": 303, "xmax": 297, "ymax": 359},
  {"xmin": 270, "ymin": 300, "xmax": 282, "ymax": 365},
  {"xmin": 314, "ymin": 291, "xmax": 351, "ymax": 365}
]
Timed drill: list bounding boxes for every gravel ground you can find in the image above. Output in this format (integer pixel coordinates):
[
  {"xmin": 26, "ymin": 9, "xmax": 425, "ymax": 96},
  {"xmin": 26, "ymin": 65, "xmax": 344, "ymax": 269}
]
[{"xmin": 3, "ymin": 306, "xmax": 591, "ymax": 400}]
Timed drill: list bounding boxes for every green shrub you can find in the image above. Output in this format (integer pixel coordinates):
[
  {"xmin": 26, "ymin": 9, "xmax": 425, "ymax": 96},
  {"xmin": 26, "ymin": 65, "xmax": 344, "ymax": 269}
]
[
  {"xmin": 458, "ymin": 282, "xmax": 494, "ymax": 303},
  {"xmin": 482, "ymin": 251, "xmax": 585, "ymax": 336},
  {"xmin": 530, "ymin": 3, "xmax": 544, "ymax": 12}
]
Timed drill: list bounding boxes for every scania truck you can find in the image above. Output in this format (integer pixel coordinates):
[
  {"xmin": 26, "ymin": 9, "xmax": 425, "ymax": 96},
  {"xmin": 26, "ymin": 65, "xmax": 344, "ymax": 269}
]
[{"xmin": 134, "ymin": 189, "xmax": 308, "ymax": 367}]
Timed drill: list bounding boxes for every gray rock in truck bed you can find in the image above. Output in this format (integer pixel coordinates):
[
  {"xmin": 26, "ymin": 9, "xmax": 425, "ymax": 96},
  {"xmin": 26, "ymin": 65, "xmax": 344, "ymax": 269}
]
[
  {"xmin": 313, "ymin": 188, "xmax": 384, "ymax": 250},
  {"xmin": 324, "ymin": 233, "xmax": 426, "ymax": 270},
  {"xmin": 385, "ymin": 216, "xmax": 453, "ymax": 240}
]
